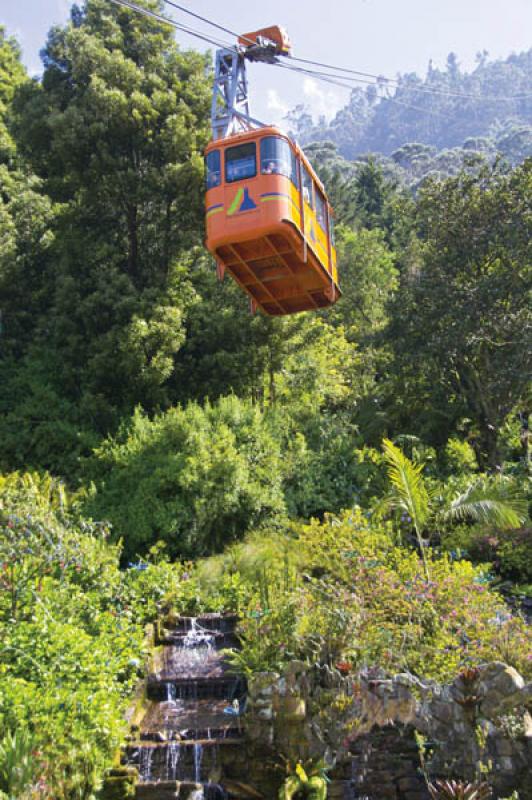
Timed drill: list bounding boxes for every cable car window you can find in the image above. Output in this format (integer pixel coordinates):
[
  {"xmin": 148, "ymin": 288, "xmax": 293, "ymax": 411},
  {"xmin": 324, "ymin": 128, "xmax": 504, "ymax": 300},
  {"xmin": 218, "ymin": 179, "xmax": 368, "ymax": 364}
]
[
  {"xmin": 206, "ymin": 150, "xmax": 221, "ymax": 189},
  {"xmin": 301, "ymin": 165, "xmax": 314, "ymax": 208},
  {"xmin": 329, "ymin": 212, "xmax": 336, "ymax": 246},
  {"xmin": 260, "ymin": 136, "xmax": 292, "ymax": 181},
  {"xmin": 315, "ymin": 186, "xmax": 327, "ymax": 231},
  {"xmin": 290, "ymin": 149, "xmax": 299, "ymax": 189},
  {"xmin": 225, "ymin": 142, "xmax": 257, "ymax": 182}
]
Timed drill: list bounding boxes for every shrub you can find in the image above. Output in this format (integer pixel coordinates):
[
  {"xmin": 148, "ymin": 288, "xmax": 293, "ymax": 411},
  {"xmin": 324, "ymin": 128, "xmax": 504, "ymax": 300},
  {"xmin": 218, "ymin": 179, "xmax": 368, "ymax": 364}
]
[
  {"xmin": 214, "ymin": 511, "xmax": 531, "ymax": 681},
  {"xmin": 0, "ymin": 472, "xmax": 186, "ymax": 798},
  {"xmin": 86, "ymin": 397, "xmax": 286, "ymax": 559},
  {"xmin": 466, "ymin": 527, "xmax": 532, "ymax": 584}
]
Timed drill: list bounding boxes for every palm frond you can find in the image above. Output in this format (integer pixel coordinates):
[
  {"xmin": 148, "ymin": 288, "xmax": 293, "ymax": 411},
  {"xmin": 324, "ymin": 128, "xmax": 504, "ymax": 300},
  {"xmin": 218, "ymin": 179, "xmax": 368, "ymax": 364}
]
[
  {"xmin": 382, "ymin": 438, "xmax": 430, "ymax": 532},
  {"xmin": 444, "ymin": 478, "xmax": 528, "ymax": 529}
]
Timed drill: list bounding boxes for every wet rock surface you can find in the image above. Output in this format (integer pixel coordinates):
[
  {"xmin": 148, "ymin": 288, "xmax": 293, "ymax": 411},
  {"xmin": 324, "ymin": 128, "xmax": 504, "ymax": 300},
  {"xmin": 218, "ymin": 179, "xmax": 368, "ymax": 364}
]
[{"xmin": 123, "ymin": 615, "xmax": 249, "ymax": 800}]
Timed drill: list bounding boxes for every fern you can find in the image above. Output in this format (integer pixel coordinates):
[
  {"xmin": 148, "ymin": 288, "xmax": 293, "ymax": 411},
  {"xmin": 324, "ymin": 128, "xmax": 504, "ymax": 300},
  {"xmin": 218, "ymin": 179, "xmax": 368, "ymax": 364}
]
[{"xmin": 444, "ymin": 477, "xmax": 527, "ymax": 529}]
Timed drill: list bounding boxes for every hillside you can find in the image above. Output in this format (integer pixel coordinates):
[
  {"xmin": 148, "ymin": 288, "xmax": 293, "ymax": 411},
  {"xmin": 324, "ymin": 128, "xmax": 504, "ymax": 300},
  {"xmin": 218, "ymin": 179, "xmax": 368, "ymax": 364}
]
[{"xmin": 289, "ymin": 49, "xmax": 532, "ymax": 182}]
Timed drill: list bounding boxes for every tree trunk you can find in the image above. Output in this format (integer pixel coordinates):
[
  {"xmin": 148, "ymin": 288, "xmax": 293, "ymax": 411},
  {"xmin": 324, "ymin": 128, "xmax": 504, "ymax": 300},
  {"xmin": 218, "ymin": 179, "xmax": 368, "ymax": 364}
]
[
  {"xmin": 518, "ymin": 409, "xmax": 530, "ymax": 470},
  {"xmin": 475, "ymin": 422, "xmax": 501, "ymax": 473},
  {"xmin": 127, "ymin": 204, "xmax": 139, "ymax": 281}
]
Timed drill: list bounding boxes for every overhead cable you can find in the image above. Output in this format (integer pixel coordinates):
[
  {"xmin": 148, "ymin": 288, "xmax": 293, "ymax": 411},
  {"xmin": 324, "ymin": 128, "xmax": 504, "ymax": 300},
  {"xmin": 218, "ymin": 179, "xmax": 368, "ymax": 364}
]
[
  {"xmin": 108, "ymin": 0, "xmax": 532, "ymax": 106},
  {"xmin": 159, "ymin": 0, "xmax": 532, "ymax": 102}
]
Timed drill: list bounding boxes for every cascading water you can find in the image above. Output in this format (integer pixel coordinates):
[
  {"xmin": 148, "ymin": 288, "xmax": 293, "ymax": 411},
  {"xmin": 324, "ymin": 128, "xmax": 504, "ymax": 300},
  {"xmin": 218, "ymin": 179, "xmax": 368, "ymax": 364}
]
[
  {"xmin": 165, "ymin": 741, "xmax": 181, "ymax": 780},
  {"xmin": 124, "ymin": 614, "xmax": 245, "ymax": 796},
  {"xmin": 166, "ymin": 681, "xmax": 177, "ymax": 703},
  {"xmin": 138, "ymin": 746, "xmax": 154, "ymax": 782},
  {"xmin": 194, "ymin": 742, "xmax": 203, "ymax": 782}
]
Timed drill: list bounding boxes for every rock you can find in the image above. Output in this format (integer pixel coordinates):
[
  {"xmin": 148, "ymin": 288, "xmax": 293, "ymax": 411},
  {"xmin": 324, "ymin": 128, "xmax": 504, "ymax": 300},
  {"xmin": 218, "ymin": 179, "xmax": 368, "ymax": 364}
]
[
  {"xmin": 478, "ymin": 662, "xmax": 526, "ymax": 717},
  {"xmin": 429, "ymin": 701, "xmax": 452, "ymax": 723},
  {"xmin": 222, "ymin": 780, "xmax": 264, "ymax": 799},
  {"xmin": 284, "ymin": 659, "xmax": 307, "ymax": 675},
  {"xmin": 479, "ymin": 662, "xmax": 524, "ymax": 693},
  {"xmin": 498, "ymin": 756, "xmax": 515, "ymax": 772},
  {"xmin": 496, "ymin": 737, "xmax": 515, "ymax": 757},
  {"xmin": 248, "ymin": 672, "xmax": 279, "ymax": 694}
]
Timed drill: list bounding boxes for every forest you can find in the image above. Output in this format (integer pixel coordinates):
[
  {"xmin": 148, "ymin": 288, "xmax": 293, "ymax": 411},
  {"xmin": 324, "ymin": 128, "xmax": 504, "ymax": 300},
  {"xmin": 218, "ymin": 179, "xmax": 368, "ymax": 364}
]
[{"xmin": 0, "ymin": 0, "xmax": 530, "ymax": 798}]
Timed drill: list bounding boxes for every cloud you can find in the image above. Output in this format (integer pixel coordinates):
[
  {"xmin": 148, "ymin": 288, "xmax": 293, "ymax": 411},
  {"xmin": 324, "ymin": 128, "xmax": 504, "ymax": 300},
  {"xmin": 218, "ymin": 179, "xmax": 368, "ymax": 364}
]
[
  {"xmin": 302, "ymin": 77, "xmax": 345, "ymax": 121},
  {"xmin": 266, "ymin": 88, "xmax": 290, "ymax": 124}
]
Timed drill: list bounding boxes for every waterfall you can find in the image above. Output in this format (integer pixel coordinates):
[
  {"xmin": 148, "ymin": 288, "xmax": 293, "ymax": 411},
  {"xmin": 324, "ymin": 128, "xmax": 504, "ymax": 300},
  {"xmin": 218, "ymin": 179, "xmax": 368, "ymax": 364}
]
[
  {"xmin": 183, "ymin": 617, "xmax": 215, "ymax": 648},
  {"xmin": 138, "ymin": 747, "xmax": 154, "ymax": 782},
  {"xmin": 123, "ymin": 613, "xmax": 245, "ymax": 795},
  {"xmin": 165, "ymin": 741, "xmax": 181, "ymax": 780},
  {"xmin": 194, "ymin": 742, "xmax": 203, "ymax": 783},
  {"xmin": 166, "ymin": 682, "xmax": 177, "ymax": 703}
]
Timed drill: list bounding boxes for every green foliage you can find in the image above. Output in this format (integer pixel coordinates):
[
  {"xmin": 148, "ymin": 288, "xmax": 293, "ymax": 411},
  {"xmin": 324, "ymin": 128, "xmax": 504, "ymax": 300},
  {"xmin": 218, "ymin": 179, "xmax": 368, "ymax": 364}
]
[
  {"xmin": 0, "ymin": 26, "xmax": 27, "ymax": 162},
  {"xmin": 441, "ymin": 439, "xmax": 478, "ymax": 476},
  {"xmin": 333, "ymin": 225, "xmax": 398, "ymax": 336},
  {"xmin": 381, "ymin": 437, "xmax": 431, "ymax": 576},
  {"xmin": 0, "ymin": 471, "xmax": 186, "ymax": 798},
  {"xmin": 0, "ymin": 0, "xmax": 210, "ymax": 476},
  {"xmin": 86, "ymin": 396, "xmax": 286, "ymax": 559},
  {"xmin": 385, "ymin": 161, "xmax": 532, "ymax": 470},
  {"xmin": 444, "ymin": 478, "xmax": 528, "ymax": 529},
  {"xmin": 0, "ymin": 728, "xmax": 37, "ymax": 800},
  {"xmin": 197, "ymin": 509, "xmax": 531, "ymax": 682},
  {"xmin": 457, "ymin": 526, "xmax": 532, "ymax": 585},
  {"xmin": 380, "ymin": 440, "xmax": 527, "ymax": 580},
  {"xmin": 279, "ymin": 759, "xmax": 329, "ymax": 800}
]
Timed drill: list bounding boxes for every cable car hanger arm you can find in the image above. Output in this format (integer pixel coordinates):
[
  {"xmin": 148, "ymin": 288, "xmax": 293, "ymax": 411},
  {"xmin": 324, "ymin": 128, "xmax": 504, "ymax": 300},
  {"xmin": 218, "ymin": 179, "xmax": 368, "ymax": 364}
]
[{"xmin": 211, "ymin": 27, "xmax": 292, "ymax": 140}]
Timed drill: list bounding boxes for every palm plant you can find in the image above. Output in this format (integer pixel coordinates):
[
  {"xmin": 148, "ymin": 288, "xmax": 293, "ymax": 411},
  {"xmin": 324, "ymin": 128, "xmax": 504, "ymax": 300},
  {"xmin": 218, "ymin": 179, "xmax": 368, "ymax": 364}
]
[
  {"xmin": 428, "ymin": 778, "xmax": 492, "ymax": 799},
  {"xmin": 278, "ymin": 759, "xmax": 329, "ymax": 800},
  {"xmin": 381, "ymin": 439, "xmax": 527, "ymax": 579},
  {"xmin": 0, "ymin": 729, "xmax": 37, "ymax": 800}
]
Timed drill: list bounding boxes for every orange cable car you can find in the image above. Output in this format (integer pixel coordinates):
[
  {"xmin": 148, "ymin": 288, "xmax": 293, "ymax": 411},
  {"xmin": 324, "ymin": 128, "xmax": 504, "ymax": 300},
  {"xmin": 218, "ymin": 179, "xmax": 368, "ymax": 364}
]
[{"xmin": 205, "ymin": 28, "xmax": 341, "ymax": 316}]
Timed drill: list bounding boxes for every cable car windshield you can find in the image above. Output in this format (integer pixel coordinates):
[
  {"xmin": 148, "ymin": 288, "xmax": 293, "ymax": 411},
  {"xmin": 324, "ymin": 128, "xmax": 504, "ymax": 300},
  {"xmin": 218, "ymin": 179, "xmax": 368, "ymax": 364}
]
[
  {"xmin": 260, "ymin": 136, "xmax": 292, "ymax": 180},
  {"xmin": 226, "ymin": 142, "xmax": 257, "ymax": 182}
]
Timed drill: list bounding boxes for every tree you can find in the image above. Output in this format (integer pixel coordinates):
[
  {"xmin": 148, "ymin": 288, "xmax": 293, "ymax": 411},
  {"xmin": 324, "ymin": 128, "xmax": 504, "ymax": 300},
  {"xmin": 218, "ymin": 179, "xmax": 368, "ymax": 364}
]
[
  {"xmin": 333, "ymin": 225, "xmax": 397, "ymax": 337},
  {"xmin": 0, "ymin": 1, "xmax": 212, "ymax": 475},
  {"xmin": 381, "ymin": 439, "xmax": 528, "ymax": 579},
  {"xmin": 385, "ymin": 162, "xmax": 532, "ymax": 470}
]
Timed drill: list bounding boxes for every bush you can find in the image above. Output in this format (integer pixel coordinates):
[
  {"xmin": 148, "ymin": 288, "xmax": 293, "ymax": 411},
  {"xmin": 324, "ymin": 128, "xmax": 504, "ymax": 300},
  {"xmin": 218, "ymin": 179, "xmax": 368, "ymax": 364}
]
[
  {"xmin": 85, "ymin": 396, "xmax": 286, "ymax": 560},
  {"xmin": 467, "ymin": 527, "xmax": 532, "ymax": 584},
  {"xmin": 205, "ymin": 511, "xmax": 532, "ymax": 681},
  {"xmin": 0, "ymin": 472, "xmax": 186, "ymax": 798}
]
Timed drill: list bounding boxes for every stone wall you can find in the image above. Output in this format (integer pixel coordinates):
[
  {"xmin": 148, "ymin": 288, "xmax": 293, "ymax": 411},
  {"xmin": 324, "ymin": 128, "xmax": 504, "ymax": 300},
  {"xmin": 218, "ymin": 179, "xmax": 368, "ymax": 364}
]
[{"xmin": 245, "ymin": 661, "xmax": 532, "ymax": 799}]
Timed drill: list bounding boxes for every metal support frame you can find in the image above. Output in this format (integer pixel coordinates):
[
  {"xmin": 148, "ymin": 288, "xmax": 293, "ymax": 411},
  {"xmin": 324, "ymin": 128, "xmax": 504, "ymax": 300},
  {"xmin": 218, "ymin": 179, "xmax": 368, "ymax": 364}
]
[{"xmin": 211, "ymin": 48, "xmax": 266, "ymax": 140}]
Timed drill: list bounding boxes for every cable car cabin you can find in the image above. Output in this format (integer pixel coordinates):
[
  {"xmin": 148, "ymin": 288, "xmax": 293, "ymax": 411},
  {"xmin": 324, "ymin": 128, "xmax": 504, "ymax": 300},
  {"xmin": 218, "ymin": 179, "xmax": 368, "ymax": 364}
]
[{"xmin": 205, "ymin": 126, "xmax": 341, "ymax": 316}]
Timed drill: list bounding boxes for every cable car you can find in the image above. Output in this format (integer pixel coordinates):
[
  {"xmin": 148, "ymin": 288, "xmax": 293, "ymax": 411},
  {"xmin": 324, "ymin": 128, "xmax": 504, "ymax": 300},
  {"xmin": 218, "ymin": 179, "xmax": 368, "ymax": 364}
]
[{"xmin": 205, "ymin": 27, "xmax": 341, "ymax": 316}]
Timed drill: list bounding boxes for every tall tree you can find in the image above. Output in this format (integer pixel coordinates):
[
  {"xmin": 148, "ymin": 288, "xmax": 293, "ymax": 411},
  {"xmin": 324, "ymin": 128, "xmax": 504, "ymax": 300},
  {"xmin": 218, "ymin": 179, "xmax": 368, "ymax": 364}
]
[
  {"xmin": 385, "ymin": 161, "xmax": 532, "ymax": 470},
  {"xmin": 1, "ymin": 1, "xmax": 211, "ymax": 474}
]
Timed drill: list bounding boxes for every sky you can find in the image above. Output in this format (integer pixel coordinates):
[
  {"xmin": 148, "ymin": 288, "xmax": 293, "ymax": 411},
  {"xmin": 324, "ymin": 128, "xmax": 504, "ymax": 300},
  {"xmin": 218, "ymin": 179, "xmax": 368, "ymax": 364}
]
[{"xmin": 2, "ymin": 0, "xmax": 532, "ymax": 125}]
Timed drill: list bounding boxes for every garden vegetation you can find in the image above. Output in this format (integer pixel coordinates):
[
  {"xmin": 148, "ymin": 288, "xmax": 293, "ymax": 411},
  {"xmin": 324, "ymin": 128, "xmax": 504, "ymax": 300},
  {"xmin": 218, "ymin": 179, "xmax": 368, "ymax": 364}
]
[{"xmin": 0, "ymin": 1, "xmax": 530, "ymax": 797}]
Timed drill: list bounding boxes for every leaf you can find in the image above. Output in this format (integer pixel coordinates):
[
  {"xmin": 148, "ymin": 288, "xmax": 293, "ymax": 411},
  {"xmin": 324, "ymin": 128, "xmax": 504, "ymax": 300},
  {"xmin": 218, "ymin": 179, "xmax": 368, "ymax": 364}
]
[
  {"xmin": 381, "ymin": 438, "xmax": 431, "ymax": 533},
  {"xmin": 444, "ymin": 477, "xmax": 527, "ymax": 529}
]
